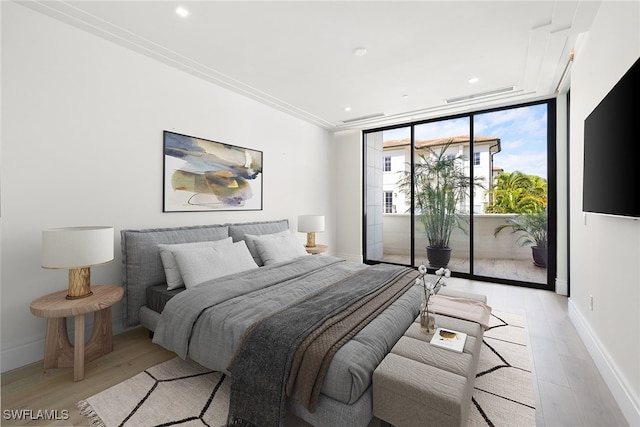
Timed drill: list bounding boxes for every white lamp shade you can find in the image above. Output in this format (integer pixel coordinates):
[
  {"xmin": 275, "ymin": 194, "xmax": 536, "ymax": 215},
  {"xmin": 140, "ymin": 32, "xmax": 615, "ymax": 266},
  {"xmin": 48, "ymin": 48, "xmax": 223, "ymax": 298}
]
[
  {"xmin": 297, "ymin": 215, "xmax": 325, "ymax": 233},
  {"xmin": 42, "ymin": 226, "xmax": 114, "ymax": 269}
]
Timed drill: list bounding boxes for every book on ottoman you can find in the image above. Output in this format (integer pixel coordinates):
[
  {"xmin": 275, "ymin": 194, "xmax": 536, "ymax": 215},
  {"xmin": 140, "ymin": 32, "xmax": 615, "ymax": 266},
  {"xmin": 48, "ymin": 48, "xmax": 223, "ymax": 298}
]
[{"xmin": 430, "ymin": 327, "xmax": 467, "ymax": 353}]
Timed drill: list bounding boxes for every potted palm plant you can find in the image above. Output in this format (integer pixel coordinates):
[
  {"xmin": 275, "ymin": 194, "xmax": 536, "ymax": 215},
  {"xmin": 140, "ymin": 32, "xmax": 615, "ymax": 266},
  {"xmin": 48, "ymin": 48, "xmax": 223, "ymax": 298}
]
[
  {"xmin": 398, "ymin": 141, "xmax": 483, "ymax": 268},
  {"xmin": 493, "ymin": 209, "xmax": 548, "ymax": 268}
]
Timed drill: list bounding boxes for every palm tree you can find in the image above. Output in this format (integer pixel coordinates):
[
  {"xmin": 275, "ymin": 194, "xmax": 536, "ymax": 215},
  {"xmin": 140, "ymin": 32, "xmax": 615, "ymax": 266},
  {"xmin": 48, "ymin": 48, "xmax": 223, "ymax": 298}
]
[
  {"xmin": 494, "ymin": 208, "xmax": 548, "ymax": 267},
  {"xmin": 485, "ymin": 171, "xmax": 547, "ymax": 213}
]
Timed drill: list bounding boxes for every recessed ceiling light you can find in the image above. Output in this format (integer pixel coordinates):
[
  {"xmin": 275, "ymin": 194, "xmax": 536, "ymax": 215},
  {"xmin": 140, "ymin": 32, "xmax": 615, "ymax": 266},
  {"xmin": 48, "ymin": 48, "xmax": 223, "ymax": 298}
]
[
  {"xmin": 353, "ymin": 48, "xmax": 368, "ymax": 57},
  {"xmin": 468, "ymin": 77, "xmax": 480, "ymax": 84},
  {"xmin": 402, "ymin": 94, "xmax": 409, "ymax": 99},
  {"xmin": 345, "ymin": 106, "xmax": 352, "ymax": 112},
  {"xmin": 175, "ymin": 6, "xmax": 190, "ymax": 17}
]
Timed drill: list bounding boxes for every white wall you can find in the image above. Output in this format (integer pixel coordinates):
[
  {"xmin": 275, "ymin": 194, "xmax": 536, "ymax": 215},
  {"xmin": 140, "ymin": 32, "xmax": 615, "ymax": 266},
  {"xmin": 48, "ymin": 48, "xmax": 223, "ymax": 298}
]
[
  {"xmin": 568, "ymin": 2, "xmax": 640, "ymax": 425},
  {"xmin": 332, "ymin": 130, "xmax": 362, "ymax": 262},
  {"xmin": 0, "ymin": 3, "xmax": 333, "ymax": 372}
]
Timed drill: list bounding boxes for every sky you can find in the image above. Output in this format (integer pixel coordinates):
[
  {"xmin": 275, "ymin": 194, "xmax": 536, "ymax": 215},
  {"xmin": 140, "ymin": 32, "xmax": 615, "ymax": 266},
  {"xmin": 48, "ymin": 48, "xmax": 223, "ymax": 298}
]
[{"xmin": 383, "ymin": 103, "xmax": 548, "ymax": 179}]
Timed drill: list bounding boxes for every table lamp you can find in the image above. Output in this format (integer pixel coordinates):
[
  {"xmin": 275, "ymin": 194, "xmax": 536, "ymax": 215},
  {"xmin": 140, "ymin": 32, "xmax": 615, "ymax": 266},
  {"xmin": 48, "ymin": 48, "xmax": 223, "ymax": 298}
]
[
  {"xmin": 297, "ymin": 215, "xmax": 325, "ymax": 248},
  {"xmin": 42, "ymin": 226, "xmax": 114, "ymax": 299}
]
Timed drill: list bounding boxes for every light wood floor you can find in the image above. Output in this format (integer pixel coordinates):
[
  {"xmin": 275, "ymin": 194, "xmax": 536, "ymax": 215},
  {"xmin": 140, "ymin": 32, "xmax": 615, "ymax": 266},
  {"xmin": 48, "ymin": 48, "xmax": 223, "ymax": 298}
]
[{"xmin": 1, "ymin": 279, "xmax": 629, "ymax": 426}]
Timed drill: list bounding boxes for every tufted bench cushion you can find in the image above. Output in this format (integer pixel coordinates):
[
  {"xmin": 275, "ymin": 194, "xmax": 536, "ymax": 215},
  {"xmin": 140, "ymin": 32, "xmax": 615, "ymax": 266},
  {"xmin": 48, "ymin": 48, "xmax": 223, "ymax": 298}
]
[{"xmin": 373, "ymin": 290, "xmax": 487, "ymax": 427}]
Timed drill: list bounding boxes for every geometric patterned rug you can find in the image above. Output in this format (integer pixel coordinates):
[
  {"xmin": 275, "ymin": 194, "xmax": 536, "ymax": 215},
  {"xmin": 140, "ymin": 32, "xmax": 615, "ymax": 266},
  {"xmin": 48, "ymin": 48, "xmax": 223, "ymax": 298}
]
[
  {"xmin": 78, "ymin": 357, "xmax": 230, "ymax": 427},
  {"xmin": 78, "ymin": 311, "xmax": 535, "ymax": 427},
  {"xmin": 468, "ymin": 310, "xmax": 536, "ymax": 426}
]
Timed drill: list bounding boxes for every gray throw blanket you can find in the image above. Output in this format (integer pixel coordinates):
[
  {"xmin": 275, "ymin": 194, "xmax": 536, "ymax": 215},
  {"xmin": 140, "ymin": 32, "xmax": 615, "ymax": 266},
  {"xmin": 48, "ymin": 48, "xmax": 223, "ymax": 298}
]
[{"xmin": 226, "ymin": 264, "xmax": 417, "ymax": 427}]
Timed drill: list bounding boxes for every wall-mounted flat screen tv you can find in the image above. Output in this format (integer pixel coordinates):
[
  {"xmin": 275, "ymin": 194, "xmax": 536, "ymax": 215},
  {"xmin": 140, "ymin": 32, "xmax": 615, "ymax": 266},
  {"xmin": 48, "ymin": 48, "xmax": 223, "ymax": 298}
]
[{"xmin": 583, "ymin": 57, "xmax": 639, "ymax": 218}]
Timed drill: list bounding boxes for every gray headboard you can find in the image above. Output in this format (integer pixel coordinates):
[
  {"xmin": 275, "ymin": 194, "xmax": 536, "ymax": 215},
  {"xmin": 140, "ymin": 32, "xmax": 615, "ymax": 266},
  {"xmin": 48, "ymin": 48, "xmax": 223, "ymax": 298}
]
[{"xmin": 120, "ymin": 219, "xmax": 289, "ymax": 326}]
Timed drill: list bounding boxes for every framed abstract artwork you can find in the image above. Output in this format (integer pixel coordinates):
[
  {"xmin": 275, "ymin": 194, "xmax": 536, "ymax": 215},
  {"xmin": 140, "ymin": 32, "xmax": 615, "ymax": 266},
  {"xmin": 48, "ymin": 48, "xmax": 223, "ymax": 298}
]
[{"xmin": 163, "ymin": 131, "xmax": 263, "ymax": 212}]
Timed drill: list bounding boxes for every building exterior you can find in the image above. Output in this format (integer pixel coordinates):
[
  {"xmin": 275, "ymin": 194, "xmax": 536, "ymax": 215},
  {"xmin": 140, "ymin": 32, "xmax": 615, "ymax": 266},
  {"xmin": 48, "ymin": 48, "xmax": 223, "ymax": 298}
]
[{"xmin": 382, "ymin": 135, "xmax": 501, "ymax": 215}]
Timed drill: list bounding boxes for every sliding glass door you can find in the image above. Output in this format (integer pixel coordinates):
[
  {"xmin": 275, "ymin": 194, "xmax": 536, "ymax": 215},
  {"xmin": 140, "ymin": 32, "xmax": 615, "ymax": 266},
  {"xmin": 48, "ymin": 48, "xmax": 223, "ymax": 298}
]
[
  {"xmin": 472, "ymin": 104, "xmax": 550, "ymax": 285},
  {"xmin": 363, "ymin": 100, "xmax": 555, "ymax": 290}
]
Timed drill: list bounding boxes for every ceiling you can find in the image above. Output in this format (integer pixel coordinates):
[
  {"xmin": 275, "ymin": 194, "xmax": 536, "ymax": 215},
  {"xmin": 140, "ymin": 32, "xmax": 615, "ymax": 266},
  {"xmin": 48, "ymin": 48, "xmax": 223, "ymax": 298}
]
[{"xmin": 22, "ymin": 1, "xmax": 601, "ymax": 130}]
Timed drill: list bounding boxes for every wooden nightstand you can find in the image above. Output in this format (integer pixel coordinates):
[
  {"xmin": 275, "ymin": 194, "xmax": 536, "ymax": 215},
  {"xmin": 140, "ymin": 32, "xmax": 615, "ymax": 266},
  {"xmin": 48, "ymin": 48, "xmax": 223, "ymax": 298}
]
[
  {"xmin": 305, "ymin": 244, "xmax": 328, "ymax": 255},
  {"xmin": 30, "ymin": 285, "xmax": 124, "ymax": 381}
]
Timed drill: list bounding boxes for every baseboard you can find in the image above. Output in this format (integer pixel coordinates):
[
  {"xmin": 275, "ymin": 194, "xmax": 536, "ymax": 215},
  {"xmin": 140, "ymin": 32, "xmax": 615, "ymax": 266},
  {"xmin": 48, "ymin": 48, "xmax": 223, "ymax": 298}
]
[
  {"xmin": 555, "ymin": 278, "xmax": 568, "ymax": 296},
  {"xmin": 568, "ymin": 299, "xmax": 640, "ymax": 426},
  {"xmin": 1, "ymin": 339, "xmax": 45, "ymax": 373},
  {"xmin": 1, "ymin": 312, "xmax": 125, "ymax": 374}
]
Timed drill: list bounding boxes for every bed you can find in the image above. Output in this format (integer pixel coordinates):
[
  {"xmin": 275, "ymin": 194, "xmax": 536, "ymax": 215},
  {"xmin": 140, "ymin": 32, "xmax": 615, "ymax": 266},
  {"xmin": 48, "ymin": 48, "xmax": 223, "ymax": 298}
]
[{"xmin": 121, "ymin": 219, "xmax": 422, "ymax": 426}]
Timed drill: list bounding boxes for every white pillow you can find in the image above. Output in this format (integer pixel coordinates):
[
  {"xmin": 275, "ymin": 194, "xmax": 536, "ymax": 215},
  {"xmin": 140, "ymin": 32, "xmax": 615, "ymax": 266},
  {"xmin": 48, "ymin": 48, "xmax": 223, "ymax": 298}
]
[
  {"xmin": 253, "ymin": 232, "xmax": 309, "ymax": 265},
  {"xmin": 243, "ymin": 229, "xmax": 290, "ymax": 266},
  {"xmin": 158, "ymin": 237, "xmax": 233, "ymax": 289},
  {"xmin": 173, "ymin": 240, "xmax": 258, "ymax": 289}
]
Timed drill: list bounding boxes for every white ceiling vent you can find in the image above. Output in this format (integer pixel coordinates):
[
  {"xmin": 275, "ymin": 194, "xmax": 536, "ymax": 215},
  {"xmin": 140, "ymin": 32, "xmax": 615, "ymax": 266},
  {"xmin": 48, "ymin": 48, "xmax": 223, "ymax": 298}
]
[
  {"xmin": 342, "ymin": 113, "xmax": 386, "ymax": 124},
  {"xmin": 445, "ymin": 86, "xmax": 516, "ymax": 104}
]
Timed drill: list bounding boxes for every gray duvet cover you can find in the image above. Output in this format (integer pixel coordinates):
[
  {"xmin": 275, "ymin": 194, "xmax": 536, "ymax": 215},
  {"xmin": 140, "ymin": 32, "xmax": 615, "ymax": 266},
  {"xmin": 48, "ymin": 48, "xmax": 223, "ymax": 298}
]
[{"xmin": 153, "ymin": 255, "xmax": 421, "ymax": 405}]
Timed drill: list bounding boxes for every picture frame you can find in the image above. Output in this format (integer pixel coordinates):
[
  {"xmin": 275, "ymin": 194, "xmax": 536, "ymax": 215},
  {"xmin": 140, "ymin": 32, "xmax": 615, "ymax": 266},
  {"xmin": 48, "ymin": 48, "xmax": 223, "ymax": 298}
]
[{"xmin": 163, "ymin": 131, "xmax": 263, "ymax": 212}]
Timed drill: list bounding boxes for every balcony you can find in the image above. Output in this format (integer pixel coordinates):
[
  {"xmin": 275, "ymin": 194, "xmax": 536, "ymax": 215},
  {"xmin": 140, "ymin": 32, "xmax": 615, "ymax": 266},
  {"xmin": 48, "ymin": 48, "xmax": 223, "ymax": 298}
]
[{"xmin": 372, "ymin": 214, "xmax": 547, "ymax": 285}]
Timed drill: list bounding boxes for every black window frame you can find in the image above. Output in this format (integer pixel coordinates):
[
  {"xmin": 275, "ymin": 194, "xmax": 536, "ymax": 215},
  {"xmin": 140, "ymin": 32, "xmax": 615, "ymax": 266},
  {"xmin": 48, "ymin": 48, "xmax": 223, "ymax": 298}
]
[{"xmin": 362, "ymin": 99, "xmax": 557, "ymax": 291}]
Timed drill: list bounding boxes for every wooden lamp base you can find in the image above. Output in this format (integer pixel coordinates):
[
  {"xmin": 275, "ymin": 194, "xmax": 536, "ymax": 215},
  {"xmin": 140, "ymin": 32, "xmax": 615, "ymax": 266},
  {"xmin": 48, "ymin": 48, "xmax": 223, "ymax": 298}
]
[
  {"xmin": 67, "ymin": 267, "xmax": 93, "ymax": 300},
  {"xmin": 305, "ymin": 232, "xmax": 316, "ymax": 248}
]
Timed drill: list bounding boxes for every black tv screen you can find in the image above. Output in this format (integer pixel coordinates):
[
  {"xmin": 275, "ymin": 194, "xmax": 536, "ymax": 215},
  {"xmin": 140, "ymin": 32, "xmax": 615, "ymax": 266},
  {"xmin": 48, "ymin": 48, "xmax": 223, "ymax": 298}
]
[{"xmin": 583, "ymin": 57, "xmax": 639, "ymax": 218}]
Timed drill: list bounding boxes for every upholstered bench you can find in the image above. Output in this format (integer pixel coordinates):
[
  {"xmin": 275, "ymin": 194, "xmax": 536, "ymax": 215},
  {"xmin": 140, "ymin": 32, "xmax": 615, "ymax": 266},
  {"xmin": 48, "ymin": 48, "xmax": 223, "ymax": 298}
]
[{"xmin": 373, "ymin": 290, "xmax": 487, "ymax": 427}]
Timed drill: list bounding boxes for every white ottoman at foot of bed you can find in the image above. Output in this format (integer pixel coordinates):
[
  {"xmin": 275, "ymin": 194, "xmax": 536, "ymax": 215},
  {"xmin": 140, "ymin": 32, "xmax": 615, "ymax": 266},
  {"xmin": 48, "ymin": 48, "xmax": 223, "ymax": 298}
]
[{"xmin": 372, "ymin": 291, "xmax": 486, "ymax": 427}]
